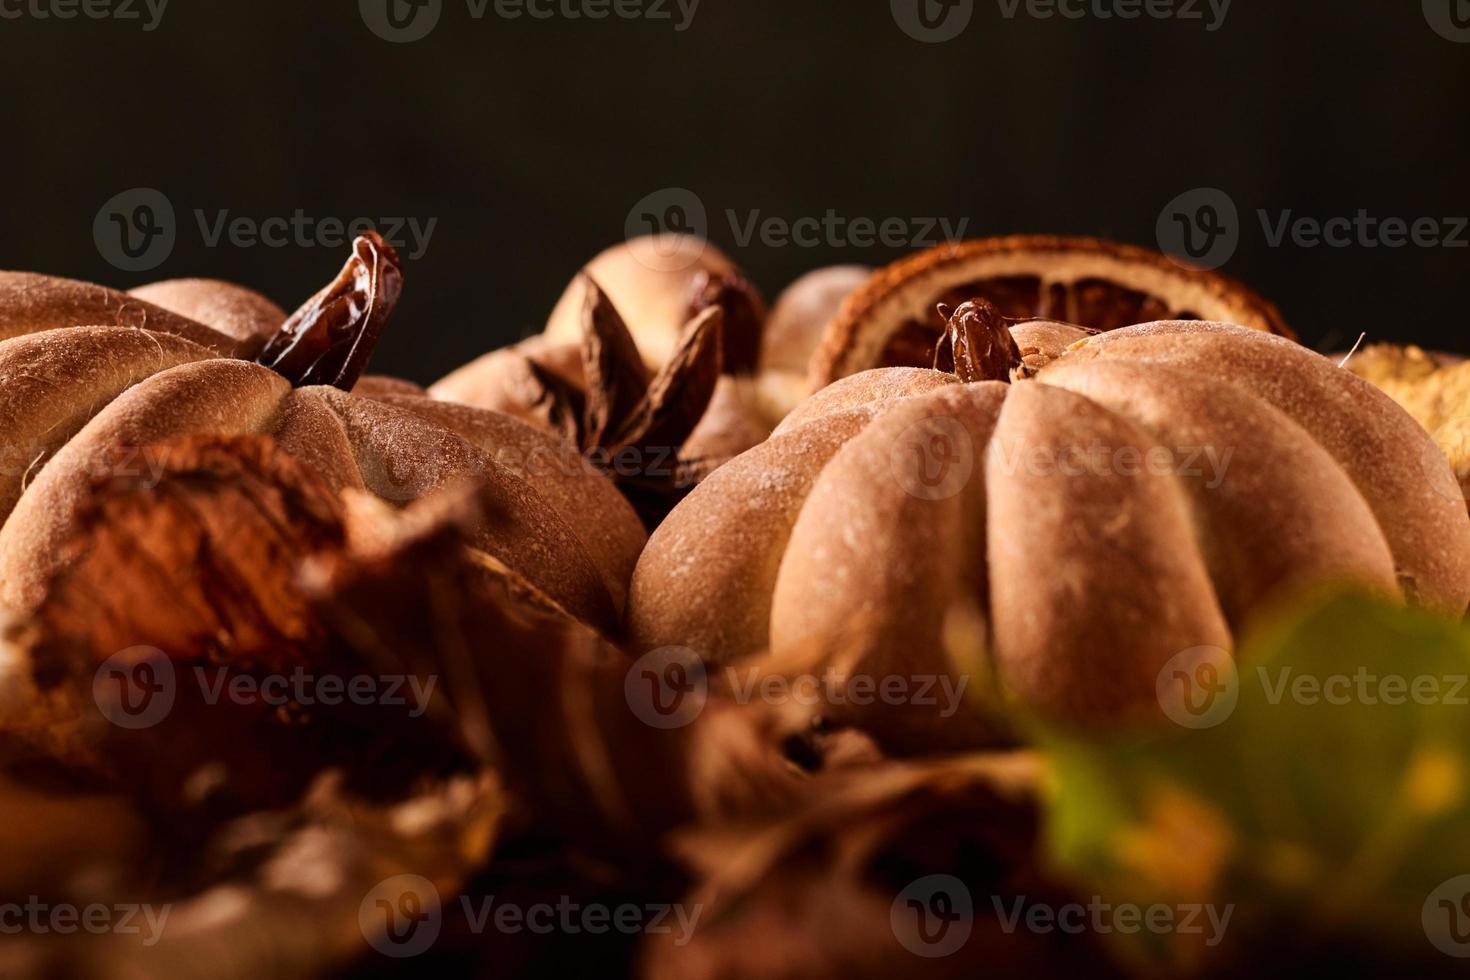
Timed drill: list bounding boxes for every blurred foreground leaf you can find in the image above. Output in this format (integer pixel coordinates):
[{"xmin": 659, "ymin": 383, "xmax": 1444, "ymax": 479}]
[{"xmin": 1042, "ymin": 591, "xmax": 1470, "ymax": 975}]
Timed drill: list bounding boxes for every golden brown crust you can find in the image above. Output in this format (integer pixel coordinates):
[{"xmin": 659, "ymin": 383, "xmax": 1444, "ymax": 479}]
[
  {"xmin": 1008, "ymin": 319, "xmax": 1096, "ymax": 374},
  {"xmin": 769, "ymin": 385, "xmax": 1008, "ymax": 750},
  {"xmin": 0, "ymin": 271, "xmax": 236, "ymax": 353},
  {"xmin": 983, "ymin": 383, "xmax": 1233, "ymax": 724},
  {"xmin": 267, "ymin": 386, "xmax": 371, "ymax": 495},
  {"xmin": 628, "ymin": 317, "xmax": 1470, "ymax": 740},
  {"xmin": 626, "ymin": 405, "xmax": 884, "ymax": 661},
  {"xmin": 296, "ymin": 388, "xmax": 620, "ymax": 633},
  {"xmin": 369, "ymin": 392, "xmax": 648, "ymax": 614},
  {"xmin": 0, "ymin": 327, "xmax": 220, "ymax": 522},
  {"xmin": 1037, "ymin": 358, "xmax": 1398, "ymax": 626},
  {"xmin": 774, "ymin": 368, "xmax": 958, "ymax": 437},
  {"xmin": 128, "ymin": 278, "xmax": 285, "ymax": 356},
  {"xmin": 0, "ymin": 328, "xmax": 635, "ymax": 637},
  {"xmin": 1066, "ymin": 321, "xmax": 1470, "ymax": 613},
  {"xmin": 352, "ymin": 374, "xmax": 429, "ymax": 398},
  {"xmin": 1344, "ymin": 344, "xmax": 1470, "ymax": 504},
  {"xmin": 810, "ymin": 235, "xmax": 1292, "ymax": 387}
]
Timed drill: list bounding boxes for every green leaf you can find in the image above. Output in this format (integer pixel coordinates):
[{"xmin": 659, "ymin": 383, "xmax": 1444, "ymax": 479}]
[{"xmin": 1039, "ymin": 590, "xmax": 1470, "ymax": 974}]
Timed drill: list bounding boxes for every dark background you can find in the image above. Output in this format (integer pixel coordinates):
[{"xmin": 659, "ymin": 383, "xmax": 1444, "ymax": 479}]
[{"xmin": 0, "ymin": 0, "xmax": 1465, "ymax": 383}]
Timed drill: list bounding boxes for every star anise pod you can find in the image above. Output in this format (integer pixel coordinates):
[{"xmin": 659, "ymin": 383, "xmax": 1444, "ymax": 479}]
[
  {"xmin": 530, "ymin": 277, "xmax": 724, "ymax": 527},
  {"xmin": 688, "ymin": 267, "xmax": 766, "ymax": 373}
]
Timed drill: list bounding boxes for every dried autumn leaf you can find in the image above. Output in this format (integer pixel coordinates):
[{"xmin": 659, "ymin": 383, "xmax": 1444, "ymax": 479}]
[
  {"xmin": 4, "ymin": 771, "xmax": 503, "ymax": 980},
  {"xmin": 10, "ymin": 434, "xmax": 469, "ymax": 816},
  {"xmin": 0, "ymin": 773, "xmax": 151, "ymax": 899},
  {"xmin": 641, "ymin": 753, "xmax": 1119, "ymax": 980},
  {"xmin": 303, "ymin": 484, "xmax": 817, "ymax": 855},
  {"xmin": 27, "ymin": 434, "xmax": 345, "ymax": 684}
]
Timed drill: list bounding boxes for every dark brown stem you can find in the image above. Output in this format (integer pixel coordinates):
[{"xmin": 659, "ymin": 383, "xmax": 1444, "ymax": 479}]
[
  {"xmin": 933, "ymin": 298, "xmax": 1025, "ymax": 383},
  {"xmin": 256, "ymin": 231, "xmax": 403, "ymax": 390}
]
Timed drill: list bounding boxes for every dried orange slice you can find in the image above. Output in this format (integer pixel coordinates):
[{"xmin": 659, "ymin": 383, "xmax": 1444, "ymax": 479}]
[{"xmin": 809, "ymin": 235, "xmax": 1293, "ymax": 387}]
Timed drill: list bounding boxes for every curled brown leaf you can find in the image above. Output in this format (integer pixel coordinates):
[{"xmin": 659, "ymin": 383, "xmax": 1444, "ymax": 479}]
[
  {"xmin": 642, "ymin": 754, "xmax": 1119, "ymax": 980},
  {"xmin": 15, "ymin": 435, "xmax": 468, "ymax": 816},
  {"xmin": 28, "ymin": 434, "xmax": 345, "ymax": 685},
  {"xmin": 304, "ymin": 486, "xmax": 814, "ymax": 854}
]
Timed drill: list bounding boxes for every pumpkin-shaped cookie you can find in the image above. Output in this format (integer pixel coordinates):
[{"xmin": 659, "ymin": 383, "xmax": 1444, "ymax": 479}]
[
  {"xmin": 431, "ymin": 236, "xmax": 775, "ymax": 493},
  {"xmin": 627, "ymin": 303, "xmax": 1470, "ymax": 746},
  {"xmin": 0, "ymin": 234, "xmax": 646, "ymax": 638}
]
